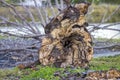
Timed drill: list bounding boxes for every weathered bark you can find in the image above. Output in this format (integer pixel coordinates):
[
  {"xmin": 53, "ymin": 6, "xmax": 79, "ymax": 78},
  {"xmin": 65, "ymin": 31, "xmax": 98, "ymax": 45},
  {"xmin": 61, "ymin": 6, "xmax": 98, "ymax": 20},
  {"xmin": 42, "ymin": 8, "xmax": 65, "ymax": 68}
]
[
  {"xmin": 85, "ymin": 69, "xmax": 120, "ymax": 79},
  {"xmin": 39, "ymin": 2, "xmax": 93, "ymax": 68}
]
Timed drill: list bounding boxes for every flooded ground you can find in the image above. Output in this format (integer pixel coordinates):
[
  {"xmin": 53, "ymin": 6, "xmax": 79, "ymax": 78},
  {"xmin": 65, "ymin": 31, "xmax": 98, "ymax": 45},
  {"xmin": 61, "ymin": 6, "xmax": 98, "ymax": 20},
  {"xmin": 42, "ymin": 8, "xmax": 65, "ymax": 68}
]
[
  {"xmin": 0, "ymin": 38, "xmax": 39, "ymax": 68},
  {"xmin": 89, "ymin": 23, "xmax": 120, "ymax": 39},
  {"xmin": 0, "ymin": 38, "xmax": 120, "ymax": 68},
  {"xmin": 0, "ymin": 23, "xmax": 120, "ymax": 68},
  {"xmin": 94, "ymin": 51, "xmax": 120, "ymax": 58},
  {"xmin": 0, "ymin": 23, "xmax": 120, "ymax": 39}
]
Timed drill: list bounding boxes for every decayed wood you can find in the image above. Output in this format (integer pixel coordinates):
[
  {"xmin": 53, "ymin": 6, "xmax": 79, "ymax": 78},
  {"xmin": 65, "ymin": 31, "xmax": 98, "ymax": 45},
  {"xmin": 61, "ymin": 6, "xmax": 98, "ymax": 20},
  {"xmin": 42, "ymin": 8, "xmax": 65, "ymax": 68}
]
[
  {"xmin": 85, "ymin": 69, "xmax": 120, "ymax": 79},
  {"xmin": 39, "ymin": 2, "xmax": 93, "ymax": 68}
]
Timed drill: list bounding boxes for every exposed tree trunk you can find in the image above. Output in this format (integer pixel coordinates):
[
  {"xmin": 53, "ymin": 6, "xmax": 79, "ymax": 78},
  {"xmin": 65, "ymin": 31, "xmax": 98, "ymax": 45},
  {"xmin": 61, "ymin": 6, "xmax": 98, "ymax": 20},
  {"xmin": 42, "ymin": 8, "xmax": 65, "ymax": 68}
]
[{"xmin": 39, "ymin": 2, "xmax": 93, "ymax": 68}]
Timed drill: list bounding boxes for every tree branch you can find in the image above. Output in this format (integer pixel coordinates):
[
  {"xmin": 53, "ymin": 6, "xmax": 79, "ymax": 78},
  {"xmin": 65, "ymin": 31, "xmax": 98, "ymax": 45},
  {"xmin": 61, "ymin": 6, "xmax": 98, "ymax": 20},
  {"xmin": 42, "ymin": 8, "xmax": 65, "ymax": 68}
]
[
  {"xmin": 0, "ymin": 46, "xmax": 38, "ymax": 53},
  {"xmin": 0, "ymin": 30, "xmax": 46, "ymax": 38},
  {"xmin": 94, "ymin": 44, "xmax": 120, "ymax": 49}
]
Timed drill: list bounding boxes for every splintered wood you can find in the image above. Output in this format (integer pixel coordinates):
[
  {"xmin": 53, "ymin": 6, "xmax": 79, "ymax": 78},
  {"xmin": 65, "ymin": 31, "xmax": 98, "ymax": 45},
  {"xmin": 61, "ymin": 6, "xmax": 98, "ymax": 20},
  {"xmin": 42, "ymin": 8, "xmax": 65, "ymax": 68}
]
[
  {"xmin": 39, "ymin": 2, "xmax": 93, "ymax": 68},
  {"xmin": 85, "ymin": 69, "xmax": 120, "ymax": 79}
]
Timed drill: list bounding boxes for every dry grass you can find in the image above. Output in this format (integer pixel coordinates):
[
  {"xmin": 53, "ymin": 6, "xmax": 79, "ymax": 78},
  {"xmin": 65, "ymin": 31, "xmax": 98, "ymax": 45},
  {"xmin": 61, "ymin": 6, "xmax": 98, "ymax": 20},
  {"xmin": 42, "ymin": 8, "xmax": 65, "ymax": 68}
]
[
  {"xmin": 0, "ymin": 4, "xmax": 120, "ymax": 23},
  {"xmin": 87, "ymin": 4, "xmax": 120, "ymax": 23}
]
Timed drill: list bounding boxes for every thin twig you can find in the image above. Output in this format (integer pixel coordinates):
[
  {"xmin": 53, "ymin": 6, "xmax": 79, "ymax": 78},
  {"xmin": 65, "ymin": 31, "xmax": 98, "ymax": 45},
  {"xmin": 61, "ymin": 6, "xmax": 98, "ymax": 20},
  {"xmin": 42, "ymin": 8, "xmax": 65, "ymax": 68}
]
[
  {"xmin": 33, "ymin": 0, "xmax": 45, "ymax": 26},
  {"xmin": 0, "ymin": 30, "xmax": 46, "ymax": 38},
  {"xmin": 94, "ymin": 44, "xmax": 120, "ymax": 49}
]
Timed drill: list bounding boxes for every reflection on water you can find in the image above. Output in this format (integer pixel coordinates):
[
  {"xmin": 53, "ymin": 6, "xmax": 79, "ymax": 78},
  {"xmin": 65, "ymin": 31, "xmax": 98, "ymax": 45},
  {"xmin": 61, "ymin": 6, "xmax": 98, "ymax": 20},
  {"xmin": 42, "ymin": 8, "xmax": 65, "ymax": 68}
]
[
  {"xmin": 0, "ymin": 24, "xmax": 120, "ymax": 58},
  {"xmin": 88, "ymin": 23, "xmax": 120, "ymax": 39},
  {"xmin": 94, "ymin": 51, "xmax": 120, "ymax": 58},
  {"xmin": 0, "ymin": 23, "xmax": 120, "ymax": 39},
  {"xmin": 0, "ymin": 26, "xmax": 45, "ymax": 35}
]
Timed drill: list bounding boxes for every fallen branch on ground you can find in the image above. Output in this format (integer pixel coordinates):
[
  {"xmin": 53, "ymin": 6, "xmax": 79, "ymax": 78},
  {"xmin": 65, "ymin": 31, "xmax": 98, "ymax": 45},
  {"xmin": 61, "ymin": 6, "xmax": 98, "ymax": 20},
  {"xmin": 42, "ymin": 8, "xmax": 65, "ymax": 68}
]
[{"xmin": 94, "ymin": 44, "xmax": 120, "ymax": 50}]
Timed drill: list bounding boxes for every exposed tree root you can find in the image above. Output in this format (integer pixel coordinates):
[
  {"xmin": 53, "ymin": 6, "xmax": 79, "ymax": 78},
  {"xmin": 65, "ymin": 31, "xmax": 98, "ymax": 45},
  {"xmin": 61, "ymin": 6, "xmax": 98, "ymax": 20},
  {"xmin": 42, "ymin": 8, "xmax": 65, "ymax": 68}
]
[{"xmin": 39, "ymin": 2, "xmax": 93, "ymax": 68}]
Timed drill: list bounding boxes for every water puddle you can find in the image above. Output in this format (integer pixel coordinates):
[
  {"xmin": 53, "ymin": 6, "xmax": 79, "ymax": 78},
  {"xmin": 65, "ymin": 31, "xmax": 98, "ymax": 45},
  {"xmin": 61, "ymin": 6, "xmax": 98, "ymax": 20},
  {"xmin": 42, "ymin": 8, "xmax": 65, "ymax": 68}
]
[{"xmin": 94, "ymin": 51, "xmax": 120, "ymax": 58}]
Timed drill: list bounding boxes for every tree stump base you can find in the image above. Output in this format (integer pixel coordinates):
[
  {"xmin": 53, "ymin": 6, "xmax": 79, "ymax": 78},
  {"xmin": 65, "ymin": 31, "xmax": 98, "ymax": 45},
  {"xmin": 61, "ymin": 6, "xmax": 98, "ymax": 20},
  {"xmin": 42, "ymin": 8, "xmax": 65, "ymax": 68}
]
[{"xmin": 39, "ymin": 2, "xmax": 93, "ymax": 68}]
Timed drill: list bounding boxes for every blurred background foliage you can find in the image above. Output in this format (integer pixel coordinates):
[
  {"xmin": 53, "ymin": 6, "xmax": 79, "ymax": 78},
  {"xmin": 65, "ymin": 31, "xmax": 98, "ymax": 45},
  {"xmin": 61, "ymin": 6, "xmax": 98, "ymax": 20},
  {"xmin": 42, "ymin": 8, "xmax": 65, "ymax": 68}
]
[
  {"xmin": 5, "ymin": 0, "xmax": 25, "ymax": 3},
  {"xmin": 71, "ymin": 0, "xmax": 120, "ymax": 4},
  {"xmin": 3, "ymin": 0, "xmax": 120, "ymax": 4},
  {"xmin": 0, "ymin": 0, "xmax": 119, "ymax": 23}
]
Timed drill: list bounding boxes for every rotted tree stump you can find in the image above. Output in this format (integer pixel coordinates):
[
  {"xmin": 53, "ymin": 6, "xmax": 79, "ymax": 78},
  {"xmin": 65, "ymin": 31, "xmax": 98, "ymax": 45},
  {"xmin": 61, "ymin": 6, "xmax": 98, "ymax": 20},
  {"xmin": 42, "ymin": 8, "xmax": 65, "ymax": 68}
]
[{"xmin": 39, "ymin": 2, "xmax": 93, "ymax": 68}]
